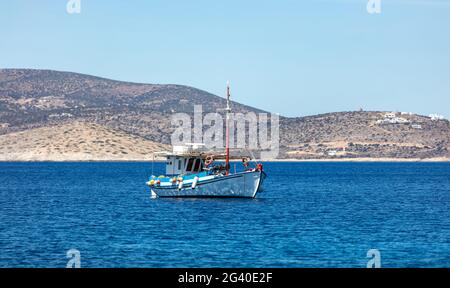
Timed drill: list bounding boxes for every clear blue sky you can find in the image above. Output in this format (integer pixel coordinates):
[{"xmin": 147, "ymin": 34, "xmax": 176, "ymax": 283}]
[{"xmin": 1, "ymin": 0, "xmax": 449, "ymax": 118}]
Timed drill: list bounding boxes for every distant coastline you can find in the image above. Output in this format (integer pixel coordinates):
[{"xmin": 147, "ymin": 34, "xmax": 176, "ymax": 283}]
[
  {"xmin": 263, "ymin": 157, "xmax": 450, "ymax": 162},
  {"xmin": 1, "ymin": 69, "xmax": 449, "ymax": 162},
  {"xmin": 1, "ymin": 157, "xmax": 449, "ymax": 163}
]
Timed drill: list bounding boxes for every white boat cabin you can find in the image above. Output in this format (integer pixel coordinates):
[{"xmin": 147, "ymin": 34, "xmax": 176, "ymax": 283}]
[{"xmin": 165, "ymin": 155, "xmax": 204, "ymax": 176}]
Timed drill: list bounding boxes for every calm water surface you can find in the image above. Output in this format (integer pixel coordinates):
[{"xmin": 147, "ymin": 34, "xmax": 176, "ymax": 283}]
[{"xmin": 0, "ymin": 162, "xmax": 449, "ymax": 267}]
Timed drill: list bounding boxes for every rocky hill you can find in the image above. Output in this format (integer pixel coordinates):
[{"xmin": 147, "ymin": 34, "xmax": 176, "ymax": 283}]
[
  {"xmin": 0, "ymin": 122, "xmax": 169, "ymax": 161},
  {"xmin": 280, "ymin": 112, "xmax": 449, "ymax": 159},
  {"xmin": 0, "ymin": 69, "xmax": 264, "ymax": 144},
  {"xmin": 0, "ymin": 68, "xmax": 449, "ymax": 161}
]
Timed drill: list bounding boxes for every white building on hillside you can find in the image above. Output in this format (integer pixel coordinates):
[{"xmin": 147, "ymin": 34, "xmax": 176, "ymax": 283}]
[
  {"xmin": 327, "ymin": 150, "xmax": 337, "ymax": 157},
  {"xmin": 376, "ymin": 116, "xmax": 409, "ymax": 125},
  {"xmin": 384, "ymin": 112, "xmax": 396, "ymax": 118}
]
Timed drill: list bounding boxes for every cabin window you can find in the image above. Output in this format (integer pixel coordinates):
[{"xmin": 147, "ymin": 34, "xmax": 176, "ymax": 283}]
[
  {"xmin": 177, "ymin": 159, "xmax": 181, "ymax": 170},
  {"xmin": 186, "ymin": 158, "xmax": 195, "ymax": 171},
  {"xmin": 193, "ymin": 159, "xmax": 201, "ymax": 172}
]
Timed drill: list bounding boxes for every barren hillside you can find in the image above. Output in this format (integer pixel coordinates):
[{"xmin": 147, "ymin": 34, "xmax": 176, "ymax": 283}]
[
  {"xmin": 0, "ymin": 122, "xmax": 169, "ymax": 161},
  {"xmin": 0, "ymin": 68, "xmax": 449, "ymax": 160},
  {"xmin": 279, "ymin": 112, "xmax": 450, "ymax": 159}
]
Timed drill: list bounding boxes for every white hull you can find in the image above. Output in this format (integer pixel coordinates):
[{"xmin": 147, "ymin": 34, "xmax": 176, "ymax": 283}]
[{"xmin": 151, "ymin": 171, "xmax": 265, "ymax": 198}]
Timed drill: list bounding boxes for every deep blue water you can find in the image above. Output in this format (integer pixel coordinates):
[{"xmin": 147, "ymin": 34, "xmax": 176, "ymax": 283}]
[{"xmin": 0, "ymin": 162, "xmax": 449, "ymax": 268}]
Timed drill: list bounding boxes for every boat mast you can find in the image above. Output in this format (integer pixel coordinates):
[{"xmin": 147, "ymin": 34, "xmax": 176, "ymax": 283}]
[{"xmin": 225, "ymin": 81, "xmax": 231, "ymax": 175}]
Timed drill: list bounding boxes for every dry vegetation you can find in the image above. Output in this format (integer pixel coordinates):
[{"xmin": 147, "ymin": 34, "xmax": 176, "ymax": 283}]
[
  {"xmin": 279, "ymin": 112, "xmax": 450, "ymax": 159},
  {"xmin": 0, "ymin": 69, "xmax": 449, "ymax": 161},
  {"xmin": 0, "ymin": 122, "xmax": 169, "ymax": 161}
]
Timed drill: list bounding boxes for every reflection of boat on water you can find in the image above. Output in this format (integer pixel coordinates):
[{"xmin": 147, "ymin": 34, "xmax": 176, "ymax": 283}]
[{"xmin": 146, "ymin": 83, "xmax": 266, "ymax": 198}]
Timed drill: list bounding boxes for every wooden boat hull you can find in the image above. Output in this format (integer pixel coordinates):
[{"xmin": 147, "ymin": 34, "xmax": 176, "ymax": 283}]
[{"xmin": 150, "ymin": 170, "xmax": 265, "ymax": 198}]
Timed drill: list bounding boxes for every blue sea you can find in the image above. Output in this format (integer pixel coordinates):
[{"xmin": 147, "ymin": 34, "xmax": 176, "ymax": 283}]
[{"xmin": 0, "ymin": 162, "xmax": 449, "ymax": 268}]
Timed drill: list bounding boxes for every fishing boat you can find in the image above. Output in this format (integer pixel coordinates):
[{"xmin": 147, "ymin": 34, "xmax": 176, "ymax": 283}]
[{"xmin": 146, "ymin": 84, "xmax": 266, "ymax": 198}]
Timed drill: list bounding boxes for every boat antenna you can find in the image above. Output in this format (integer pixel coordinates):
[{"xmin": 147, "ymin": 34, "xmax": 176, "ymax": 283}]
[{"xmin": 225, "ymin": 81, "xmax": 231, "ymax": 176}]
